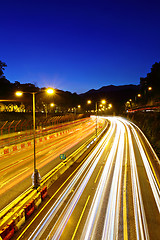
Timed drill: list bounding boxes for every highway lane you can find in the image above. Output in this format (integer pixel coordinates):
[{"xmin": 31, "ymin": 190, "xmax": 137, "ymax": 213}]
[
  {"xmin": 0, "ymin": 118, "xmax": 98, "ymax": 210},
  {"xmin": 13, "ymin": 117, "xmax": 160, "ymax": 240},
  {"xmin": 0, "ymin": 118, "xmax": 91, "ymax": 148}
]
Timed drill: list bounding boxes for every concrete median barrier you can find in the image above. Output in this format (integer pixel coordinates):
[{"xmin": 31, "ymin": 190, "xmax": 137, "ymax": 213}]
[
  {"xmin": 0, "ymin": 120, "xmax": 88, "ymax": 157},
  {"xmin": 13, "ymin": 209, "xmax": 25, "ymax": 231},
  {"xmin": 24, "ymin": 200, "xmax": 35, "ymax": 220},
  {"xmin": 34, "ymin": 192, "xmax": 42, "ymax": 209},
  {"xmin": 0, "ymin": 220, "xmax": 14, "ymax": 240}
]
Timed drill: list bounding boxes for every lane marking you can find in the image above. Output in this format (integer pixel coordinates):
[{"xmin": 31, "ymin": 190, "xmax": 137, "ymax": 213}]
[
  {"xmin": 123, "ymin": 135, "xmax": 128, "ymax": 240},
  {"xmin": 71, "ymin": 195, "xmax": 90, "ymax": 240},
  {"xmin": 0, "ymin": 167, "xmax": 30, "ymax": 188},
  {"xmin": 140, "ymin": 134, "xmax": 160, "ymax": 190},
  {"xmin": 94, "ymin": 166, "xmax": 103, "ymax": 183},
  {"xmin": 16, "ymin": 151, "xmax": 92, "ymax": 240}
]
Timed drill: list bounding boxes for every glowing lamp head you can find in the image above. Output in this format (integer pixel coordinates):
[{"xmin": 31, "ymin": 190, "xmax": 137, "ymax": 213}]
[
  {"xmin": 87, "ymin": 100, "xmax": 91, "ymax": 104},
  {"xmin": 16, "ymin": 91, "xmax": 23, "ymax": 96},
  {"xmin": 50, "ymin": 103, "xmax": 54, "ymax": 107},
  {"xmin": 46, "ymin": 88, "xmax": 54, "ymax": 94},
  {"xmin": 148, "ymin": 87, "xmax": 152, "ymax": 91},
  {"xmin": 101, "ymin": 100, "xmax": 106, "ymax": 104},
  {"xmin": 109, "ymin": 103, "xmax": 112, "ymax": 108}
]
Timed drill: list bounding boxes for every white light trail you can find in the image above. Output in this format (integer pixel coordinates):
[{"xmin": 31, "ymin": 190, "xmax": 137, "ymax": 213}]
[
  {"xmin": 47, "ymin": 121, "xmax": 116, "ymax": 240},
  {"xmin": 120, "ymin": 118, "xmax": 150, "ymax": 240},
  {"xmin": 26, "ymin": 117, "xmax": 160, "ymax": 240},
  {"xmin": 81, "ymin": 119, "xmax": 125, "ymax": 240},
  {"xmin": 28, "ymin": 120, "xmax": 115, "ymax": 240},
  {"xmin": 122, "ymin": 118, "xmax": 160, "ymax": 213},
  {"xmin": 102, "ymin": 121, "xmax": 125, "ymax": 240}
]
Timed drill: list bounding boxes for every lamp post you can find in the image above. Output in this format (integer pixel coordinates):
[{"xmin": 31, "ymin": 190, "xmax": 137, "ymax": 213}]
[
  {"xmin": 87, "ymin": 99, "xmax": 106, "ymax": 137},
  {"xmin": 95, "ymin": 102, "xmax": 98, "ymax": 137},
  {"xmin": 16, "ymin": 88, "xmax": 54, "ymax": 188}
]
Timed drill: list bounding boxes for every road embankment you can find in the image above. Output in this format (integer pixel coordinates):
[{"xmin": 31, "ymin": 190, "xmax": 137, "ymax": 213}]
[{"xmin": 126, "ymin": 112, "xmax": 160, "ymax": 158}]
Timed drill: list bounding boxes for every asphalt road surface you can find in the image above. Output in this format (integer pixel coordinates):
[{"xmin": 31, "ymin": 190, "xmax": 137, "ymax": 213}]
[
  {"xmin": 0, "ymin": 118, "xmax": 97, "ymax": 210},
  {"xmin": 12, "ymin": 117, "xmax": 160, "ymax": 239}
]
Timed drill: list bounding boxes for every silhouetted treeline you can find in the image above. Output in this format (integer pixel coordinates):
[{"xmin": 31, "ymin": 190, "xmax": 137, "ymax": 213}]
[
  {"xmin": 140, "ymin": 62, "xmax": 160, "ymax": 104},
  {"xmin": 0, "ymin": 60, "xmax": 81, "ymax": 111},
  {"xmin": 1, "ymin": 60, "xmax": 160, "ymax": 114}
]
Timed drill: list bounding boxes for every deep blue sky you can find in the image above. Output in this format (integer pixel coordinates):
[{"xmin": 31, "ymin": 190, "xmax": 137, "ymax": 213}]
[{"xmin": 1, "ymin": 0, "xmax": 160, "ymax": 94}]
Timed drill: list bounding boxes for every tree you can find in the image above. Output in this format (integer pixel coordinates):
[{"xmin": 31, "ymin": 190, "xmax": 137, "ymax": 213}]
[
  {"xmin": 147, "ymin": 62, "xmax": 160, "ymax": 91},
  {"xmin": 0, "ymin": 60, "xmax": 7, "ymax": 78},
  {"xmin": 140, "ymin": 62, "xmax": 160, "ymax": 103},
  {"xmin": 0, "ymin": 60, "xmax": 13, "ymax": 98}
]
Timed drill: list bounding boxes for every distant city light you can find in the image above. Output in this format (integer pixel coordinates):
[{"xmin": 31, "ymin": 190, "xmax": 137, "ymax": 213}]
[
  {"xmin": 108, "ymin": 104, "xmax": 112, "ymax": 108},
  {"xmin": 101, "ymin": 100, "xmax": 106, "ymax": 104},
  {"xmin": 148, "ymin": 87, "xmax": 152, "ymax": 91},
  {"xmin": 50, "ymin": 103, "xmax": 54, "ymax": 107}
]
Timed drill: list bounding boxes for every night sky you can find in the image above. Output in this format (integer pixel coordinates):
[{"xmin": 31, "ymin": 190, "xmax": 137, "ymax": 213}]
[{"xmin": 1, "ymin": 0, "xmax": 160, "ymax": 94}]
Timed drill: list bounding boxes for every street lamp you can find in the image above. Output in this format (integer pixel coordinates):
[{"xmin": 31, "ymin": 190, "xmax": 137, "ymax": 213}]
[
  {"xmin": 50, "ymin": 103, "xmax": 54, "ymax": 107},
  {"xmin": 87, "ymin": 99, "xmax": 106, "ymax": 137},
  {"xmin": 16, "ymin": 88, "xmax": 54, "ymax": 188},
  {"xmin": 148, "ymin": 86, "xmax": 152, "ymax": 91},
  {"xmin": 108, "ymin": 103, "xmax": 112, "ymax": 109}
]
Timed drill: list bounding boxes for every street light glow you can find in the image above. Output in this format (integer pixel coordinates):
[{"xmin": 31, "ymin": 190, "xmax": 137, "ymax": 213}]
[
  {"xmin": 50, "ymin": 103, "xmax": 54, "ymax": 107},
  {"xmin": 15, "ymin": 91, "xmax": 23, "ymax": 96},
  {"xmin": 87, "ymin": 100, "xmax": 92, "ymax": 104},
  {"xmin": 101, "ymin": 100, "xmax": 106, "ymax": 104},
  {"xmin": 46, "ymin": 88, "xmax": 54, "ymax": 94},
  {"xmin": 148, "ymin": 87, "xmax": 152, "ymax": 91},
  {"xmin": 15, "ymin": 87, "xmax": 54, "ymax": 188}
]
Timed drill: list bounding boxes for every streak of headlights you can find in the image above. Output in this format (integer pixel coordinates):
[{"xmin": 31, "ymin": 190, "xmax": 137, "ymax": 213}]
[
  {"xmin": 121, "ymin": 118, "xmax": 160, "ymax": 213},
  {"xmin": 47, "ymin": 121, "xmax": 116, "ymax": 240},
  {"xmin": 125, "ymin": 120, "xmax": 150, "ymax": 240},
  {"xmin": 128, "ymin": 121, "xmax": 160, "ymax": 213},
  {"xmin": 26, "ymin": 117, "xmax": 159, "ymax": 240},
  {"xmin": 28, "ymin": 120, "xmax": 115, "ymax": 240},
  {"xmin": 81, "ymin": 119, "xmax": 125, "ymax": 240}
]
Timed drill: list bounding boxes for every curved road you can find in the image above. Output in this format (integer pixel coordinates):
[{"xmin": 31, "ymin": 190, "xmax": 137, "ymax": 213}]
[
  {"xmin": 13, "ymin": 117, "xmax": 160, "ymax": 240},
  {"xmin": 0, "ymin": 118, "xmax": 97, "ymax": 210}
]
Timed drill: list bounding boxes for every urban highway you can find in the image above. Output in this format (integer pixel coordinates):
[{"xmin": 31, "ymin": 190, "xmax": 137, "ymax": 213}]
[
  {"xmin": 13, "ymin": 117, "xmax": 160, "ymax": 240},
  {"xmin": 0, "ymin": 118, "xmax": 97, "ymax": 210}
]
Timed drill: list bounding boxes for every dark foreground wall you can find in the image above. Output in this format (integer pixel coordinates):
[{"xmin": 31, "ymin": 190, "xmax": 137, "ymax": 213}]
[{"xmin": 126, "ymin": 112, "xmax": 160, "ymax": 158}]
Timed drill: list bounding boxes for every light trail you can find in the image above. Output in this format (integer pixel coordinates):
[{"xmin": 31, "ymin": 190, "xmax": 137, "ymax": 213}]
[
  {"xmin": 130, "ymin": 122, "xmax": 160, "ymax": 213},
  {"xmin": 80, "ymin": 119, "xmax": 125, "ymax": 240},
  {"xmin": 0, "ymin": 120, "xmax": 96, "ymax": 195},
  {"xmin": 27, "ymin": 121, "xmax": 115, "ymax": 240},
  {"xmin": 15, "ymin": 117, "xmax": 160, "ymax": 240},
  {"xmin": 121, "ymin": 118, "xmax": 160, "ymax": 213},
  {"xmin": 125, "ymin": 120, "xmax": 150, "ymax": 240},
  {"xmin": 47, "ymin": 123, "xmax": 115, "ymax": 240},
  {"xmin": 102, "ymin": 121, "xmax": 124, "ymax": 240}
]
